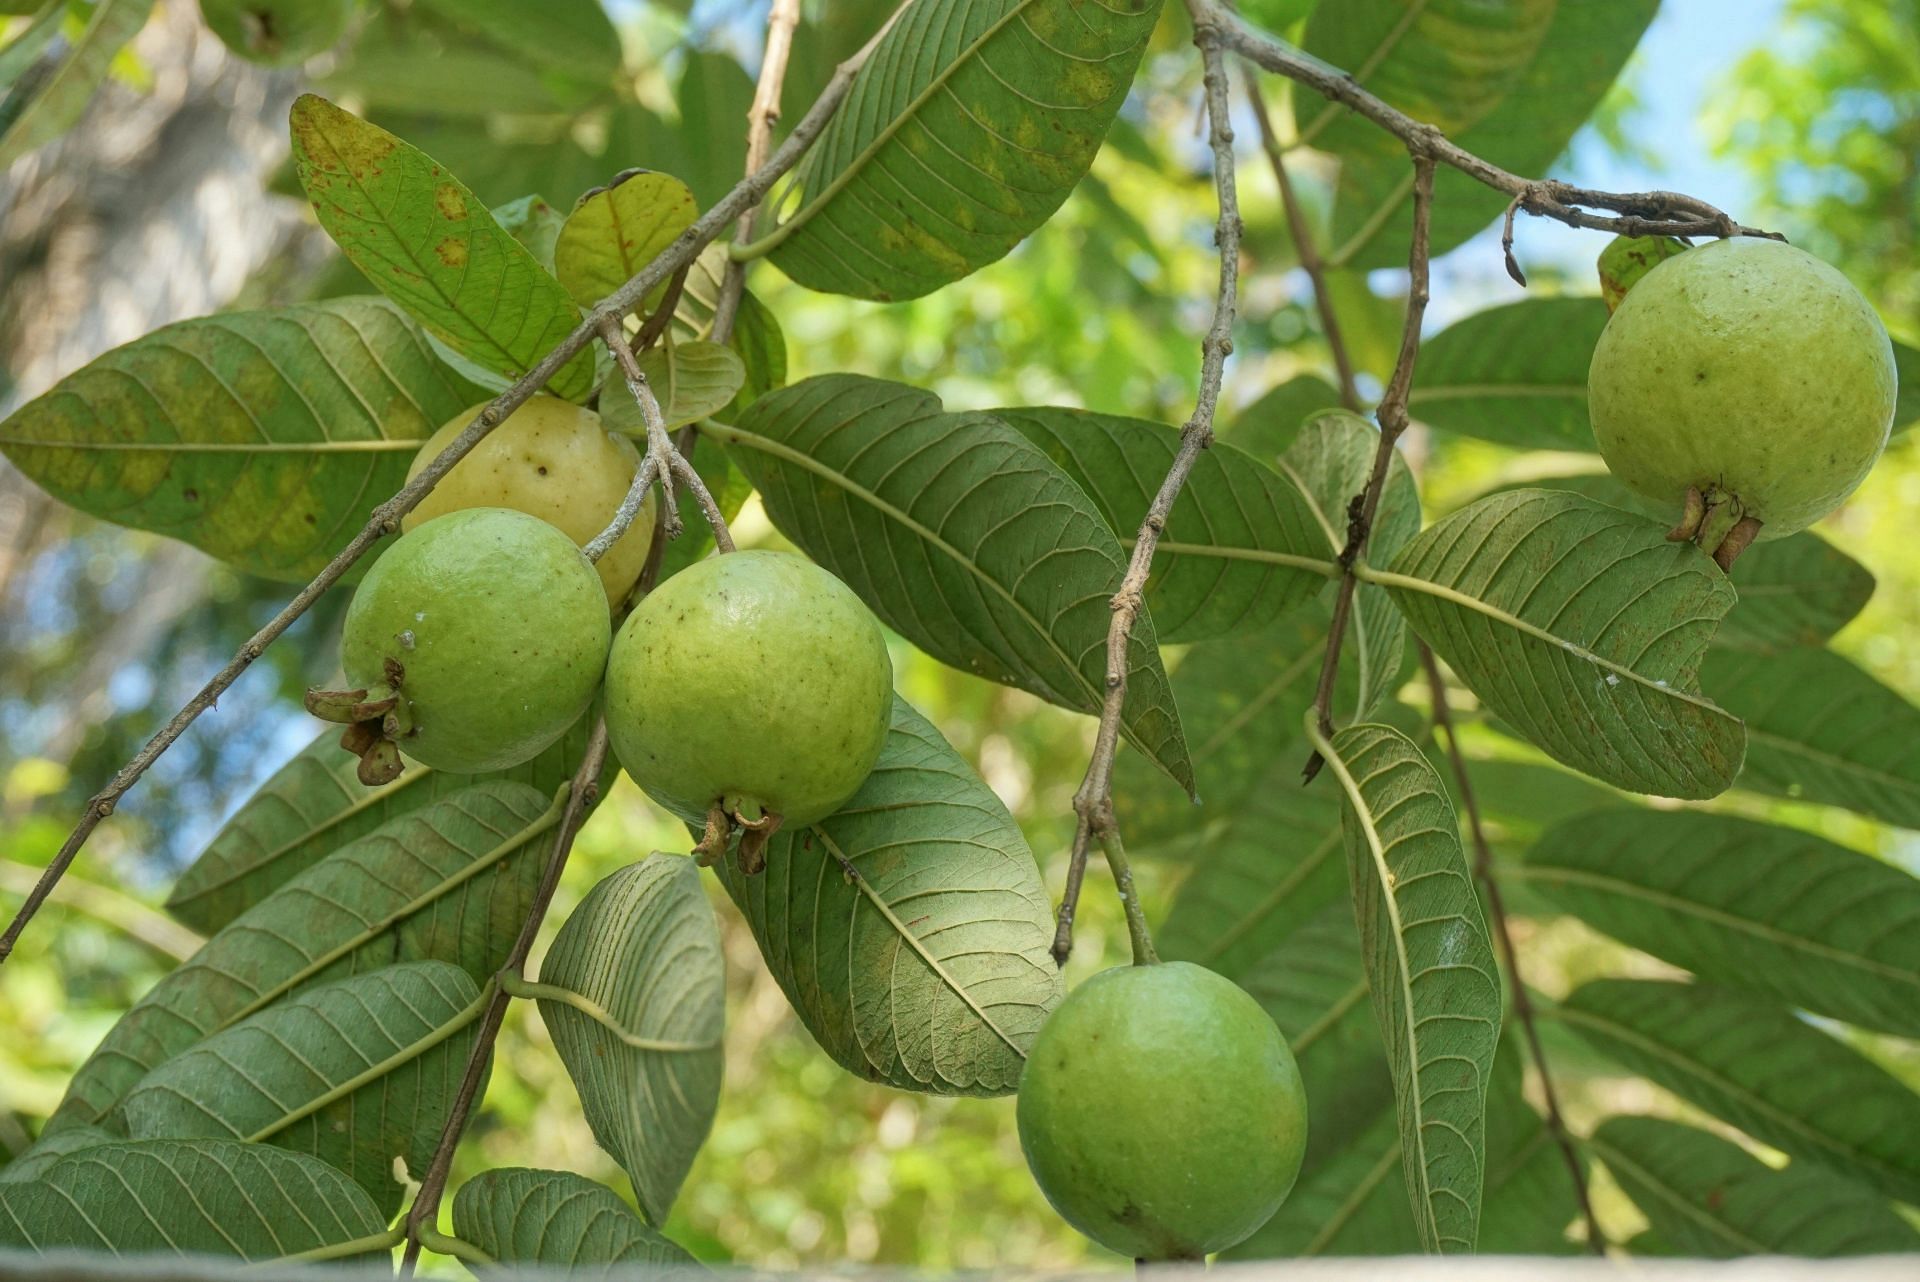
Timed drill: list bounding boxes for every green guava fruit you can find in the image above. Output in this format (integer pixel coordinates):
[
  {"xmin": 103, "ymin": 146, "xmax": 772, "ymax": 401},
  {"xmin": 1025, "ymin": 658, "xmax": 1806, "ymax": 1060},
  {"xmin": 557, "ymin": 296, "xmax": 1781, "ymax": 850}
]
[
  {"xmin": 603, "ymin": 550, "xmax": 892, "ymax": 851},
  {"xmin": 405, "ymin": 396, "xmax": 656, "ymax": 609},
  {"xmin": 200, "ymin": 0, "xmax": 357, "ymax": 65},
  {"xmin": 1587, "ymin": 237, "xmax": 1897, "ymax": 546},
  {"xmin": 1016, "ymin": 961, "xmax": 1308, "ymax": 1260},
  {"xmin": 314, "ymin": 508, "xmax": 611, "ymax": 779}
]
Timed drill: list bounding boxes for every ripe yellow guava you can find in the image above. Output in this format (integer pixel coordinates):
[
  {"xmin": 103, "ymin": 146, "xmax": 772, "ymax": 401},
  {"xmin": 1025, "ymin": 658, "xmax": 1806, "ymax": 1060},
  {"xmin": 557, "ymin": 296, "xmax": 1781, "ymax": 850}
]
[
  {"xmin": 603, "ymin": 551, "xmax": 892, "ymax": 852},
  {"xmin": 315, "ymin": 508, "xmax": 611, "ymax": 779},
  {"xmin": 405, "ymin": 396, "xmax": 656, "ymax": 609},
  {"xmin": 199, "ymin": 0, "xmax": 356, "ymax": 65},
  {"xmin": 1588, "ymin": 237, "xmax": 1896, "ymax": 545},
  {"xmin": 1016, "ymin": 961, "xmax": 1308, "ymax": 1260}
]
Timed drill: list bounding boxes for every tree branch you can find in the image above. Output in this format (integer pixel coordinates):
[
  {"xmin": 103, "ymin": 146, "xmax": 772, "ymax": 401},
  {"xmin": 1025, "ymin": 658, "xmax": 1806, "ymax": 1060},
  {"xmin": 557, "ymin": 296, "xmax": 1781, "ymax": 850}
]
[
  {"xmin": 1300, "ymin": 153, "xmax": 1434, "ymax": 782},
  {"xmin": 1417, "ymin": 643, "xmax": 1604, "ymax": 1255},
  {"xmin": 710, "ymin": 0, "xmax": 804, "ymax": 346},
  {"xmin": 1051, "ymin": 20, "xmax": 1242, "ymax": 965},
  {"xmin": 1196, "ymin": 0, "xmax": 1780, "ymax": 282},
  {"xmin": 0, "ymin": 21, "xmax": 887, "ymax": 967},
  {"xmin": 1244, "ymin": 74, "xmax": 1359, "ymax": 412},
  {"xmin": 597, "ymin": 315, "xmax": 736, "ymax": 555}
]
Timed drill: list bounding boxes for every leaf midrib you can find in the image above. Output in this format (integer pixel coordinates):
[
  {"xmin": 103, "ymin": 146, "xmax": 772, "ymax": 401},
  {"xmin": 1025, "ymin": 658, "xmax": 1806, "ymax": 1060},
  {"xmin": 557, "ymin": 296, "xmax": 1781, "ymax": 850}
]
[{"xmin": 1585, "ymin": 1134, "xmax": 1767, "ymax": 1255}]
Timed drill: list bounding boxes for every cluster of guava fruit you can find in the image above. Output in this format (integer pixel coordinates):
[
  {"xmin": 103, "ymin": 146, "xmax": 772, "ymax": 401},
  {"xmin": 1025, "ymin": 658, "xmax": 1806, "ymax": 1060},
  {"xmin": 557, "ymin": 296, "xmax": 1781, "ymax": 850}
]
[
  {"xmin": 1588, "ymin": 236, "xmax": 1897, "ymax": 567},
  {"xmin": 305, "ymin": 395, "xmax": 893, "ymax": 868}
]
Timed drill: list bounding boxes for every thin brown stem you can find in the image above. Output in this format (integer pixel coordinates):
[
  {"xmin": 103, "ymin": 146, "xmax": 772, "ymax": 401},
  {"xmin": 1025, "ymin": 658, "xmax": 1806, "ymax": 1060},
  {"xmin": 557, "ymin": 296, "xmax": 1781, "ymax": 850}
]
[
  {"xmin": 1417, "ymin": 643, "xmax": 1604, "ymax": 1255},
  {"xmin": 399, "ymin": 722, "xmax": 612, "ymax": 1274},
  {"xmin": 1302, "ymin": 154, "xmax": 1434, "ymax": 783},
  {"xmin": 1196, "ymin": 0, "xmax": 1781, "ymax": 280},
  {"xmin": 1244, "ymin": 75, "xmax": 1358, "ymax": 411},
  {"xmin": 599, "ymin": 316, "xmax": 736, "ymax": 555},
  {"xmin": 0, "ymin": 12, "xmax": 887, "ymax": 965},
  {"xmin": 1052, "ymin": 20, "xmax": 1241, "ymax": 965},
  {"xmin": 711, "ymin": 0, "xmax": 804, "ymax": 346}
]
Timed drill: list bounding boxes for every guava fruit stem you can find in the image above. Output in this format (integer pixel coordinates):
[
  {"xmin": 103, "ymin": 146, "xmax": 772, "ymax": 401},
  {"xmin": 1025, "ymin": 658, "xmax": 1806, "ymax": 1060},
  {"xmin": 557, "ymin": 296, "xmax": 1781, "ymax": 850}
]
[
  {"xmin": 1665, "ymin": 486, "xmax": 1707, "ymax": 543},
  {"xmin": 1711, "ymin": 515, "xmax": 1764, "ymax": 572}
]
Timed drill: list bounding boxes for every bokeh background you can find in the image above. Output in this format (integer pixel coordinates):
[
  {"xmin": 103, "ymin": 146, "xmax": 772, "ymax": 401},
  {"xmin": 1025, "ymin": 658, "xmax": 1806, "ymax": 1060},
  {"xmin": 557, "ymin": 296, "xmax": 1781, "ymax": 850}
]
[{"xmin": 1, "ymin": 0, "xmax": 1915, "ymax": 1269}]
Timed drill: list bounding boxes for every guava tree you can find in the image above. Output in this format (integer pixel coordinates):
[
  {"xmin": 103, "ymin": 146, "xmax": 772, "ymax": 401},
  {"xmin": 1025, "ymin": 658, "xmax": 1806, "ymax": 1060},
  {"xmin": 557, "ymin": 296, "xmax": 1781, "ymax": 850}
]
[{"xmin": 2, "ymin": 0, "xmax": 1918, "ymax": 1270}]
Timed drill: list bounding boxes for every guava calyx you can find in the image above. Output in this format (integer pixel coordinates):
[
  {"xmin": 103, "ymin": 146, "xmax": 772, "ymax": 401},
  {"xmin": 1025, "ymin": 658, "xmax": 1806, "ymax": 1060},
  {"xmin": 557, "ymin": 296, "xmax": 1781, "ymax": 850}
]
[
  {"xmin": 305, "ymin": 673, "xmax": 414, "ymax": 785},
  {"xmin": 690, "ymin": 800, "xmax": 788, "ymax": 876},
  {"xmin": 1662, "ymin": 483, "xmax": 1765, "ymax": 570}
]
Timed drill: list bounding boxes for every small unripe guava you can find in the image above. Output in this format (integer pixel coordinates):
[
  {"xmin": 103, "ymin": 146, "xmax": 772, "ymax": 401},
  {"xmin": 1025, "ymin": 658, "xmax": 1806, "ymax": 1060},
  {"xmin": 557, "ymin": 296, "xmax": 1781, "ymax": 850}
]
[
  {"xmin": 604, "ymin": 550, "xmax": 892, "ymax": 831},
  {"xmin": 337, "ymin": 508, "xmax": 611, "ymax": 774},
  {"xmin": 1588, "ymin": 237, "xmax": 1897, "ymax": 541},
  {"xmin": 200, "ymin": 0, "xmax": 356, "ymax": 65},
  {"xmin": 405, "ymin": 396, "xmax": 656, "ymax": 609},
  {"xmin": 1017, "ymin": 961, "xmax": 1307, "ymax": 1260}
]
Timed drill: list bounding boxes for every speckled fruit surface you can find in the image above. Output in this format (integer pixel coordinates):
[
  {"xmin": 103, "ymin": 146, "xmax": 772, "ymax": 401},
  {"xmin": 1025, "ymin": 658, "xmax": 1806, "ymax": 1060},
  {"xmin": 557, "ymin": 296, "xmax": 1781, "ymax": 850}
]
[
  {"xmin": 604, "ymin": 550, "xmax": 893, "ymax": 827},
  {"xmin": 405, "ymin": 396, "xmax": 655, "ymax": 608},
  {"xmin": 1588, "ymin": 237, "xmax": 1896, "ymax": 539},
  {"xmin": 1016, "ymin": 961, "xmax": 1308, "ymax": 1260},
  {"xmin": 342, "ymin": 508, "xmax": 611, "ymax": 773},
  {"xmin": 200, "ymin": 0, "xmax": 357, "ymax": 65}
]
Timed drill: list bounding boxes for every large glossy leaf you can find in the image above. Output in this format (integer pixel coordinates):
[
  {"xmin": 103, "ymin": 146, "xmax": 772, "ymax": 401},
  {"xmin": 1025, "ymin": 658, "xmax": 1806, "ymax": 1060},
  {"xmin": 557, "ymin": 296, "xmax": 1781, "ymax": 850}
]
[
  {"xmin": 675, "ymin": 244, "xmax": 787, "ymax": 410},
  {"xmin": 0, "ymin": 297, "xmax": 482, "ymax": 583},
  {"xmin": 1475, "ymin": 1042, "xmax": 1585, "ymax": 1255},
  {"xmin": 712, "ymin": 375, "xmax": 1191, "ymax": 791},
  {"xmin": 52, "ymin": 783, "xmax": 560, "ymax": 1132},
  {"xmin": 1222, "ymin": 374, "xmax": 1347, "ymax": 464},
  {"xmin": 538, "ymin": 855, "xmax": 724, "ymax": 1225},
  {"xmin": 1559, "ymin": 979, "xmax": 1920, "ymax": 1204},
  {"xmin": 1298, "ymin": 0, "xmax": 1553, "ymax": 154},
  {"xmin": 453, "ymin": 1168, "xmax": 695, "ymax": 1269},
  {"xmin": 763, "ymin": 0, "xmax": 1163, "ymax": 300},
  {"xmin": 0, "ymin": 0, "xmax": 154, "ymax": 169},
  {"xmin": 166, "ymin": 714, "xmax": 598, "ymax": 936},
  {"xmin": 119, "ymin": 962, "xmax": 484, "ymax": 1214},
  {"xmin": 554, "ymin": 172, "xmax": 699, "ymax": 311},
  {"xmin": 1276, "ymin": 412, "xmax": 1421, "ymax": 717},
  {"xmin": 1320, "ymin": 723, "xmax": 1501, "ymax": 1253},
  {"xmin": 1591, "ymin": 1116, "xmax": 1920, "ymax": 1258},
  {"xmin": 1157, "ymin": 764, "xmax": 1345, "ymax": 981},
  {"xmin": 0, "ymin": 1125, "xmax": 115, "ymax": 1185},
  {"xmin": 1405, "ymin": 299, "xmax": 1607, "ymax": 451},
  {"xmin": 1377, "ymin": 489, "xmax": 1744, "ymax": 799},
  {"xmin": 1523, "ymin": 808, "xmax": 1920, "ymax": 1038},
  {"xmin": 715, "ymin": 698, "xmax": 1063, "ymax": 1095},
  {"xmin": 1328, "ymin": 1, "xmax": 1658, "ymax": 268},
  {"xmin": 1704, "ymin": 646, "xmax": 1920, "ymax": 830},
  {"xmin": 994, "ymin": 407, "xmax": 1331, "ymax": 643},
  {"xmin": 289, "ymin": 95, "xmax": 595, "ymax": 400},
  {"xmin": 0, "ymin": 1139, "xmax": 387, "ymax": 1259}
]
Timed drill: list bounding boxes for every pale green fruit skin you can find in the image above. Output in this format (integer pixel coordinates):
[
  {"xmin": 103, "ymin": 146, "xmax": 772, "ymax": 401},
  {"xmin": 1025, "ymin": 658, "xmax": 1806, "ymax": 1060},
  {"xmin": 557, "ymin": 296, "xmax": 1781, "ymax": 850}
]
[
  {"xmin": 1588, "ymin": 237, "xmax": 1896, "ymax": 540},
  {"xmin": 1017, "ymin": 962, "xmax": 1308, "ymax": 1260},
  {"xmin": 405, "ymin": 396, "xmax": 655, "ymax": 609},
  {"xmin": 604, "ymin": 551, "xmax": 892, "ymax": 827},
  {"xmin": 343, "ymin": 509, "xmax": 611, "ymax": 773},
  {"xmin": 200, "ymin": 0, "xmax": 356, "ymax": 65}
]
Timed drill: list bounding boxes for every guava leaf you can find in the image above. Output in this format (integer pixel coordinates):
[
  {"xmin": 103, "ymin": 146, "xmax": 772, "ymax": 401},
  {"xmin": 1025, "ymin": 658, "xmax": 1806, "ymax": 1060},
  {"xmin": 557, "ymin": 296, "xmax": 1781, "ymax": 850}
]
[
  {"xmin": 1522, "ymin": 808, "xmax": 1920, "ymax": 1038},
  {"xmin": 714, "ymin": 375, "xmax": 1192, "ymax": 793},
  {"xmin": 993, "ymin": 406, "xmax": 1331, "ymax": 643},
  {"xmin": 319, "ymin": 44, "xmax": 585, "ymax": 119},
  {"xmin": 1221, "ymin": 374, "xmax": 1347, "ymax": 463},
  {"xmin": 166, "ymin": 713, "xmax": 603, "ymax": 936},
  {"xmin": 1298, "ymin": 0, "xmax": 1553, "ymax": 156},
  {"xmin": 657, "ymin": 431, "xmax": 753, "ymax": 581},
  {"xmin": 601, "ymin": 339, "xmax": 746, "ymax": 434},
  {"xmin": 0, "ymin": 1124, "xmax": 116, "ymax": 1185},
  {"xmin": 1379, "ymin": 489, "xmax": 1745, "ymax": 799},
  {"xmin": 1275, "ymin": 412, "xmax": 1421, "ymax": 718},
  {"xmin": 410, "ymin": 0, "xmax": 623, "ymax": 104},
  {"xmin": 453, "ymin": 1168, "xmax": 695, "ymax": 1269},
  {"xmin": 1591, "ymin": 1116, "xmax": 1920, "ymax": 1258},
  {"xmin": 289, "ymin": 95, "xmax": 595, "ymax": 401},
  {"xmin": 1320, "ymin": 723, "xmax": 1501, "ymax": 1254},
  {"xmin": 0, "ymin": 1139, "xmax": 387, "ymax": 1259},
  {"xmin": 492, "ymin": 194, "xmax": 566, "ymax": 271},
  {"xmin": 763, "ymin": 0, "xmax": 1163, "ymax": 300},
  {"xmin": 1405, "ymin": 298, "xmax": 1609, "ymax": 452},
  {"xmin": 1156, "ymin": 757, "xmax": 1345, "ymax": 981},
  {"xmin": 1703, "ymin": 646, "xmax": 1920, "ymax": 830},
  {"xmin": 536, "ymin": 855, "xmax": 724, "ymax": 1225},
  {"xmin": 119, "ymin": 962, "xmax": 485, "ymax": 1215},
  {"xmin": 1894, "ymin": 340, "xmax": 1920, "ymax": 435},
  {"xmin": 0, "ymin": 0, "xmax": 154, "ymax": 169},
  {"xmin": 554, "ymin": 171, "xmax": 700, "ymax": 311},
  {"xmin": 52, "ymin": 782, "xmax": 561, "ymax": 1133},
  {"xmin": 0, "ymin": 297, "xmax": 483, "ymax": 583},
  {"xmin": 1326, "ymin": 0, "xmax": 1658, "ymax": 269},
  {"xmin": 715, "ymin": 697, "xmax": 1063, "ymax": 1096},
  {"xmin": 0, "ymin": 3, "xmax": 65, "ymax": 96},
  {"xmin": 1717, "ymin": 532, "xmax": 1873, "ymax": 652},
  {"xmin": 676, "ymin": 244, "xmax": 787, "ymax": 410},
  {"xmin": 1559, "ymin": 978, "xmax": 1920, "ymax": 1205}
]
